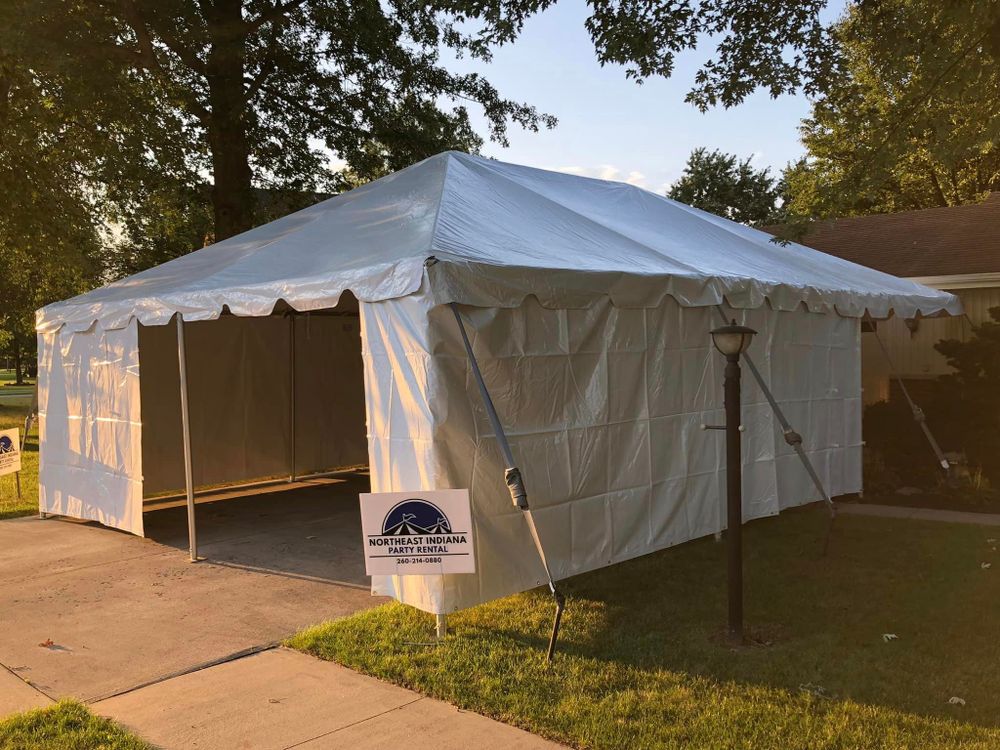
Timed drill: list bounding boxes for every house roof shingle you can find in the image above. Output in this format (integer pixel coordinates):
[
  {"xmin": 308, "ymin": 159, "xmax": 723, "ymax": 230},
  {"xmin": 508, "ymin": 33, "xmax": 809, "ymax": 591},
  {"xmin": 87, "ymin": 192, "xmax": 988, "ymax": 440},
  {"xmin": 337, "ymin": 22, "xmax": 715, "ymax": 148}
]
[{"xmin": 774, "ymin": 193, "xmax": 1000, "ymax": 279}]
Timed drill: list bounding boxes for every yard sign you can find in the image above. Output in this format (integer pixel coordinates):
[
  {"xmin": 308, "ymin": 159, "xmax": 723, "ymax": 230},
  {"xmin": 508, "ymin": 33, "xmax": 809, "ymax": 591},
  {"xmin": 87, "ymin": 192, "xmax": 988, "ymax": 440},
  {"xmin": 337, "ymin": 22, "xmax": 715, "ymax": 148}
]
[
  {"xmin": 359, "ymin": 489, "xmax": 475, "ymax": 576},
  {"xmin": 0, "ymin": 428, "xmax": 20, "ymax": 477}
]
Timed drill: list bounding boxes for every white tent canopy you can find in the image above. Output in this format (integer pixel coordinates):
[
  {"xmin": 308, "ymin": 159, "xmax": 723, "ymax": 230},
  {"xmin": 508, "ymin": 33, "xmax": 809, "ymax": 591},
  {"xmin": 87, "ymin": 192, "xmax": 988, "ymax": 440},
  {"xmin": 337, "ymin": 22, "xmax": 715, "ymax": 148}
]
[
  {"xmin": 38, "ymin": 151, "xmax": 960, "ymax": 334},
  {"xmin": 36, "ymin": 152, "xmax": 960, "ymax": 615}
]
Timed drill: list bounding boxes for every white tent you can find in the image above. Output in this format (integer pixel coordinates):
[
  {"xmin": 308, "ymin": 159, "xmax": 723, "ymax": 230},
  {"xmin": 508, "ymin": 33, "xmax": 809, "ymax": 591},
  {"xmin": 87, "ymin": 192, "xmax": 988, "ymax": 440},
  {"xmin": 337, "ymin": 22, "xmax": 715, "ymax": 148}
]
[{"xmin": 36, "ymin": 151, "xmax": 961, "ymax": 614}]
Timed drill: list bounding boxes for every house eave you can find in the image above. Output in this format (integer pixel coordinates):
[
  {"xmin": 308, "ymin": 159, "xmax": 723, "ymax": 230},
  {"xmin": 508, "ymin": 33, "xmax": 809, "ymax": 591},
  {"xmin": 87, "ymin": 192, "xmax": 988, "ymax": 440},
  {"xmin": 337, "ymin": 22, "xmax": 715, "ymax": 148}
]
[{"xmin": 905, "ymin": 272, "xmax": 1000, "ymax": 290}]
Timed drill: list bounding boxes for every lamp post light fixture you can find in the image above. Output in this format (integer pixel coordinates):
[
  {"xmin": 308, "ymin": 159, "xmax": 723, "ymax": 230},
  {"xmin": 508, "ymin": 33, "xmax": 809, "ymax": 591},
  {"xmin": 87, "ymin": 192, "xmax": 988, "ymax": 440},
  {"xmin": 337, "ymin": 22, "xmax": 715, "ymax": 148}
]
[{"xmin": 709, "ymin": 320, "xmax": 757, "ymax": 644}]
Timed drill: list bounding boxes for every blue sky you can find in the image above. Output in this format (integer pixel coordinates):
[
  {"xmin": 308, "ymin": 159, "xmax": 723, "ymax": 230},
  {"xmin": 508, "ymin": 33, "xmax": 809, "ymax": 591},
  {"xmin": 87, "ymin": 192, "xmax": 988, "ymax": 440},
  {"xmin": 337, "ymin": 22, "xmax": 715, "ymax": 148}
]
[{"xmin": 441, "ymin": 0, "xmax": 846, "ymax": 194}]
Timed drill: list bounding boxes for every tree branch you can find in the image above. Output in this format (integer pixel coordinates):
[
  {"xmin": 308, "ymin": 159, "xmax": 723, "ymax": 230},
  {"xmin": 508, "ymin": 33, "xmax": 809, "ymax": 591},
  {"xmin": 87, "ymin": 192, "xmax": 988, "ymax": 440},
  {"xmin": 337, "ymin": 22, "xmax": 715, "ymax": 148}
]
[
  {"xmin": 128, "ymin": 3, "xmax": 208, "ymax": 76},
  {"xmin": 244, "ymin": 18, "xmax": 284, "ymax": 101},
  {"xmin": 245, "ymin": 0, "xmax": 309, "ymax": 34}
]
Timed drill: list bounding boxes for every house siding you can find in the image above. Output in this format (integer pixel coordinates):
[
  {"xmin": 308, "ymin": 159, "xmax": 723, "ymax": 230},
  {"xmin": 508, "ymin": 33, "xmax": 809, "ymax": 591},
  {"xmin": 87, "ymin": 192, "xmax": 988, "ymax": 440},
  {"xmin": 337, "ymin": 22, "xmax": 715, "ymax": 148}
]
[{"xmin": 861, "ymin": 286, "xmax": 1000, "ymax": 403}]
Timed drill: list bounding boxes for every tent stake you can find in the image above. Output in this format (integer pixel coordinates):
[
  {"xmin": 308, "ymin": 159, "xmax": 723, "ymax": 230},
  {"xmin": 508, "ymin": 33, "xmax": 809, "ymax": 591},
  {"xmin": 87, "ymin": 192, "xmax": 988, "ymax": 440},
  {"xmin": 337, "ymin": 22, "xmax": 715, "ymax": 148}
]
[
  {"xmin": 449, "ymin": 303, "xmax": 565, "ymax": 661},
  {"xmin": 177, "ymin": 314, "xmax": 198, "ymax": 562}
]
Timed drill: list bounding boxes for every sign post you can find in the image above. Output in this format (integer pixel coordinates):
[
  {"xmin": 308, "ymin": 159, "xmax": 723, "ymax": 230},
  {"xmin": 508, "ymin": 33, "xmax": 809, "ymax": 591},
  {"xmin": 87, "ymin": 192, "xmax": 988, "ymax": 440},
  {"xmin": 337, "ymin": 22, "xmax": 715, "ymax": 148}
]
[{"xmin": 0, "ymin": 428, "xmax": 22, "ymax": 501}]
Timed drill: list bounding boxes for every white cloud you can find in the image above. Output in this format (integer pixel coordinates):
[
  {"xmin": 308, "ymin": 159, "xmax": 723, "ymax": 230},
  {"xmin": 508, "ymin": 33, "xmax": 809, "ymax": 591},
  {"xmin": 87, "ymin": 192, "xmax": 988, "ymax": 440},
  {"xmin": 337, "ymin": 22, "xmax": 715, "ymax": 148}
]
[{"xmin": 552, "ymin": 164, "xmax": 650, "ymax": 189}]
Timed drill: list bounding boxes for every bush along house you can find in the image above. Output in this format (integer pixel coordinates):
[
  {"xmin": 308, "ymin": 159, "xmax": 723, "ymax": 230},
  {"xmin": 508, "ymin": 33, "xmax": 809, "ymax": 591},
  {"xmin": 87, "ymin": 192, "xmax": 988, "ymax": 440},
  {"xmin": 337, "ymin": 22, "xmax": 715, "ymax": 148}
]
[{"xmin": 777, "ymin": 193, "xmax": 1000, "ymax": 492}]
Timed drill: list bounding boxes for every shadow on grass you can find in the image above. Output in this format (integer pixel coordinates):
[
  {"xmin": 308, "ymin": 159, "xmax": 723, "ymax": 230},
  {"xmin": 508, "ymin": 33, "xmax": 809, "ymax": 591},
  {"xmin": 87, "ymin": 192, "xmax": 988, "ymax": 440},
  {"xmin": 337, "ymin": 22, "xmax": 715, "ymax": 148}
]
[
  {"xmin": 294, "ymin": 507, "xmax": 1000, "ymax": 746},
  {"xmin": 480, "ymin": 508, "xmax": 1000, "ymax": 728}
]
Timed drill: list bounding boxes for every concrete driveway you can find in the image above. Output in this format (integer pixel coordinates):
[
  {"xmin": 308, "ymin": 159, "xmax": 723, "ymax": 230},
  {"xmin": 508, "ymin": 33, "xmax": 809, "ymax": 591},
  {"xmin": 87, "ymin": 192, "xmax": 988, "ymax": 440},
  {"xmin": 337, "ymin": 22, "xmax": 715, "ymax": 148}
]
[{"xmin": 0, "ymin": 473, "xmax": 382, "ymax": 705}]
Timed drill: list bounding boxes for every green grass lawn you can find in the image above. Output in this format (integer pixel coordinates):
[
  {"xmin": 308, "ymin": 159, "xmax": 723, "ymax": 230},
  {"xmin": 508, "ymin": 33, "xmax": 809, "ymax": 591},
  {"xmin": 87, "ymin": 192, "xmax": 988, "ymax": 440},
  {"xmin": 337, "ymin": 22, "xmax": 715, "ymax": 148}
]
[
  {"xmin": 0, "ymin": 370, "xmax": 36, "ymax": 519},
  {"xmin": 0, "ymin": 700, "xmax": 150, "ymax": 750},
  {"xmin": 290, "ymin": 511, "xmax": 1000, "ymax": 749}
]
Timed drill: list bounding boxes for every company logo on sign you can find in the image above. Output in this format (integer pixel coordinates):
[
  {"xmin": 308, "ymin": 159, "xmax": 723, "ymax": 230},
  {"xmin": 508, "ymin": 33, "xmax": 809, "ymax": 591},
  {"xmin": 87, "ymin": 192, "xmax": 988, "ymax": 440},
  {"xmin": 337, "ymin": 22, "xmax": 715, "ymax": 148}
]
[
  {"xmin": 381, "ymin": 499, "xmax": 452, "ymax": 536},
  {"xmin": 360, "ymin": 490, "xmax": 475, "ymax": 576},
  {"xmin": 0, "ymin": 435, "xmax": 13, "ymax": 453}
]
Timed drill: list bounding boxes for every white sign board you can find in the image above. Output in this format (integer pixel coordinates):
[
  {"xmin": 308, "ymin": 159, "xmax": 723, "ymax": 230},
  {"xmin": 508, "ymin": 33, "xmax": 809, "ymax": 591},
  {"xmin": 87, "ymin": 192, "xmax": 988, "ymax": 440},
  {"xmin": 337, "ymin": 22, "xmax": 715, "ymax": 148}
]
[
  {"xmin": 0, "ymin": 429, "xmax": 21, "ymax": 477},
  {"xmin": 360, "ymin": 489, "xmax": 475, "ymax": 576}
]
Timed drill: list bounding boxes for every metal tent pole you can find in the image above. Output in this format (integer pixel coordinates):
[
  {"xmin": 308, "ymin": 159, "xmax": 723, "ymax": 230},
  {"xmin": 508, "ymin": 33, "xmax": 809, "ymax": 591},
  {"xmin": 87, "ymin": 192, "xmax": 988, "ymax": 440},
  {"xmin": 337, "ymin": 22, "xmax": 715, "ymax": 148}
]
[
  {"xmin": 723, "ymin": 351, "xmax": 744, "ymax": 642},
  {"xmin": 177, "ymin": 314, "xmax": 198, "ymax": 562},
  {"xmin": 288, "ymin": 314, "xmax": 296, "ymax": 483},
  {"xmin": 449, "ymin": 303, "xmax": 565, "ymax": 661},
  {"xmin": 715, "ymin": 306, "xmax": 836, "ymax": 518},
  {"xmin": 869, "ymin": 320, "xmax": 950, "ymax": 473}
]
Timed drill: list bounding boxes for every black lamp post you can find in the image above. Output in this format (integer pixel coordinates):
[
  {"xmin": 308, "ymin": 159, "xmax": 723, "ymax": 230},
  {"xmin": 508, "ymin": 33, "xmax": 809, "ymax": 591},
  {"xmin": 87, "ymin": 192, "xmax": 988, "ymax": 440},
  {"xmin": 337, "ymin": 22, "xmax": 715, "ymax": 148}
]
[{"xmin": 709, "ymin": 320, "xmax": 757, "ymax": 644}]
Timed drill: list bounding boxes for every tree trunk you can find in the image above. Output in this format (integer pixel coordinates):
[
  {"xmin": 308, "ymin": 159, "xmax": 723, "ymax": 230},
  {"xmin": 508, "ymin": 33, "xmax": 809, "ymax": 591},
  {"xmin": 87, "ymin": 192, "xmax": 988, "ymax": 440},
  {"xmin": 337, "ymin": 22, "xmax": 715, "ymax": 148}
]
[
  {"xmin": 12, "ymin": 338, "xmax": 23, "ymax": 386},
  {"xmin": 204, "ymin": 0, "xmax": 255, "ymax": 241},
  {"xmin": 927, "ymin": 169, "xmax": 948, "ymax": 207}
]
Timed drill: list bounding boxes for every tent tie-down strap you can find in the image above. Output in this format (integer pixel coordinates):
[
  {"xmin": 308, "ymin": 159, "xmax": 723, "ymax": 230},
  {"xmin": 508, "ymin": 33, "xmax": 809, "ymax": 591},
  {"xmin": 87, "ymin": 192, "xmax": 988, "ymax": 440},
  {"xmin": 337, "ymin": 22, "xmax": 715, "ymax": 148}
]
[
  {"xmin": 868, "ymin": 319, "xmax": 950, "ymax": 473},
  {"xmin": 449, "ymin": 303, "xmax": 566, "ymax": 661},
  {"xmin": 715, "ymin": 306, "xmax": 836, "ymax": 522}
]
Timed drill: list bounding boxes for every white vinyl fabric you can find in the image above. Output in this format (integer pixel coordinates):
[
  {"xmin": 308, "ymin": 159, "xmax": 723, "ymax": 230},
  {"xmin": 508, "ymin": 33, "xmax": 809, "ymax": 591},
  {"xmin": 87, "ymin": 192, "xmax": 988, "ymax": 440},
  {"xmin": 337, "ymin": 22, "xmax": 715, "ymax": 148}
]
[
  {"xmin": 364, "ymin": 287, "xmax": 861, "ymax": 613},
  {"xmin": 36, "ymin": 152, "xmax": 959, "ymax": 335},
  {"xmin": 33, "ymin": 152, "xmax": 957, "ymax": 612},
  {"xmin": 37, "ymin": 320, "xmax": 144, "ymax": 534}
]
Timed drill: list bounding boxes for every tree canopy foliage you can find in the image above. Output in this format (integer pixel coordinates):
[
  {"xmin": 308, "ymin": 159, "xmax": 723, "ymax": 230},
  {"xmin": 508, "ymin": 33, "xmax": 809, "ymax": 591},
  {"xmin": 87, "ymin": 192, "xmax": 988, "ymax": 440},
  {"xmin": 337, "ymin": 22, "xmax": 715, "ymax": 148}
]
[
  {"xmin": 5, "ymin": 0, "xmax": 998, "ymax": 369},
  {"xmin": 0, "ymin": 61, "xmax": 103, "ymax": 382},
  {"xmin": 1, "ymin": 0, "xmax": 560, "ymax": 241},
  {"xmin": 783, "ymin": 1, "xmax": 1000, "ymax": 219},
  {"xmin": 667, "ymin": 148, "xmax": 784, "ymax": 226}
]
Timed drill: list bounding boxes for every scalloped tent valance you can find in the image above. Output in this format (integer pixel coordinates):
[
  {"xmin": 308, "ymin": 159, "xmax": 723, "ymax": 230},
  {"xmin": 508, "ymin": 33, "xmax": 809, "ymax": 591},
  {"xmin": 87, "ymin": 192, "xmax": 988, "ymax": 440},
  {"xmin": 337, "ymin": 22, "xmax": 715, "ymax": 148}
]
[{"xmin": 36, "ymin": 151, "xmax": 962, "ymax": 333}]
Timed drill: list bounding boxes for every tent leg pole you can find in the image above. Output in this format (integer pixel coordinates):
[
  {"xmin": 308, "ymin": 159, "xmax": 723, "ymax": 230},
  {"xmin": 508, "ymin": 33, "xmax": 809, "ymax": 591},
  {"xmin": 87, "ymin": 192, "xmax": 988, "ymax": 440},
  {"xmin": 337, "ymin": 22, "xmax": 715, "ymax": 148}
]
[
  {"xmin": 449, "ymin": 303, "xmax": 565, "ymax": 661},
  {"xmin": 435, "ymin": 614, "xmax": 447, "ymax": 640},
  {"xmin": 288, "ymin": 314, "xmax": 296, "ymax": 484},
  {"xmin": 715, "ymin": 306, "xmax": 836, "ymax": 517},
  {"xmin": 177, "ymin": 314, "xmax": 198, "ymax": 563}
]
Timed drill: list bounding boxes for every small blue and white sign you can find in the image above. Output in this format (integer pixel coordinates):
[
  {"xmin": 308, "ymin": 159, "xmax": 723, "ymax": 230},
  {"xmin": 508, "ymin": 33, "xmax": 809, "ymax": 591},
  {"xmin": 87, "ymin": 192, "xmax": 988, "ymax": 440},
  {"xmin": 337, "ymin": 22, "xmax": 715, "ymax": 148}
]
[
  {"xmin": 0, "ymin": 428, "xmax": 21, "ymax": 477},
  {"xmin": 360, "ymin": 489, "xmax": 475, "ymax": 575}
]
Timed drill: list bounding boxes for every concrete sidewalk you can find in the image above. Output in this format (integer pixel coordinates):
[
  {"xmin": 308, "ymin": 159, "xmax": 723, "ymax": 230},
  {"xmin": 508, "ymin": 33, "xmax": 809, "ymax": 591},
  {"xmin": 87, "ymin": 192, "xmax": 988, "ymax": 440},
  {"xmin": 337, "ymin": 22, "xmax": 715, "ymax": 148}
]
[
  {"xmin": 96, "ymin": 647, "xmax": 565, "ymax": 750},
  {"xmin": 0, "ymin": 665, "xmax": 51, "ymax": 716},
  {"xmin": 836, "ymin": 502, "xmax": 1000, "ymax": 526},
  {"xmin": 0, "ymin": 477, "xmax": 381, "ymax": 702}
]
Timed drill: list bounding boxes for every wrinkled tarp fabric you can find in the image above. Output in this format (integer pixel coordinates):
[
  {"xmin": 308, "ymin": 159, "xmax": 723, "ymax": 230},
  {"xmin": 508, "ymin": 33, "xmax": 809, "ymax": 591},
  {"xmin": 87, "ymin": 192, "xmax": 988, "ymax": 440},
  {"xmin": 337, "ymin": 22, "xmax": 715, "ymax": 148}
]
[
  {"xmin": 364, "ymin": 289, "xmax": 861, "ymax": 614},
  {"xmin": 37, "ymin": 321, "xmax": 144, "ymax": 534},
  {"xmin": 36, "ymin": 152, "xmax": 960, "ymax": 335}
]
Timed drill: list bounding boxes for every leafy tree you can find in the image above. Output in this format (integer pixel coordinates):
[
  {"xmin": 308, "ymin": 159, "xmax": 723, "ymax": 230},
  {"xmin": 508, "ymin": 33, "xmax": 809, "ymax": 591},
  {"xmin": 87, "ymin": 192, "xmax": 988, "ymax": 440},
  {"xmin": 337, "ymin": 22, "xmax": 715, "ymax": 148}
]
[
  {"xmin": 584, "ymin": 0, "xmax": 839, "ymax": 109},
  {"xmin": 3, "ymin": 0, "xmax": 913, "ymax": 246},
  {"xmin": 783, "ymin": 2, "xmax": 1000, "ymax": 219},
  {"xmin": 0, "ymin": 61, "xmax": 103, "ymax": 383},
  {"xmin": 0, "ymin": 0, "xmax": 557, "ymax": 241},
  {"xmin": 667, "ymin": 148, "xmax": 784, "ymax": 226}
]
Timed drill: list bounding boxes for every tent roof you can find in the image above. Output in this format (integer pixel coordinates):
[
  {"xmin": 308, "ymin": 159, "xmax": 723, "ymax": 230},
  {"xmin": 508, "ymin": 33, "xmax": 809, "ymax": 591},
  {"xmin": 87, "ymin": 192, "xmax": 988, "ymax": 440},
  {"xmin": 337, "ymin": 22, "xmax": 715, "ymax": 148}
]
[{"xmin": 37, "ymin": 151, "xmax": 962, "ymax": 333}]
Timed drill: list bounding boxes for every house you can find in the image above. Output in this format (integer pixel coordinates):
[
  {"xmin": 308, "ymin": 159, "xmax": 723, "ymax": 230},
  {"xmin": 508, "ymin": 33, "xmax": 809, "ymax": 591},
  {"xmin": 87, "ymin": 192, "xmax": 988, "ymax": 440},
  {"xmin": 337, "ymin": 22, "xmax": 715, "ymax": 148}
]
[{"xmin": 786, "ymin": 193, "xmax": 1000, "ymax": 404}]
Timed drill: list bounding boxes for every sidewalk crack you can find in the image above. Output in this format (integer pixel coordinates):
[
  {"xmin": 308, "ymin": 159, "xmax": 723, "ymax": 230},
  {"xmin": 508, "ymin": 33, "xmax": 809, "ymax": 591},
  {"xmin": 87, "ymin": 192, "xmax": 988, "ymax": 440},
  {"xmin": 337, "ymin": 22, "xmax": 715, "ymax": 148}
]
[
  {"xmin": 281, "ymin": 696, "xmax": 425, "ymax": 749},
  {"xmin": 0, "ymin": 659, "xmax": 56, "ymax": 703}
]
